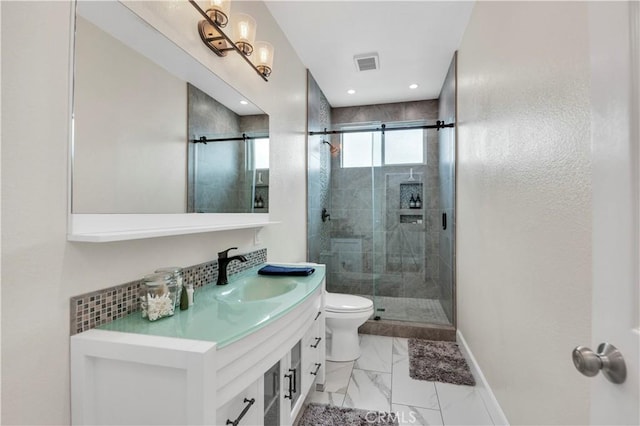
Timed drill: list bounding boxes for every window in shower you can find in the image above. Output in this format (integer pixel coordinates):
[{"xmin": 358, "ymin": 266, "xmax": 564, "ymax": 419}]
[
  {"xmin": 340, "ymin": 128, "xmax": 424, "ymax": 168},
  {"xmin": 341, "ymin": 131, "xmax": 381, "ymax": 168},
  {"xmin": 384, "ymin": 129, "xmax": 424, "ymax": 164},
  {"xmin": 253, "ymin": 137, "xmax": 270, "ymax": 169}
]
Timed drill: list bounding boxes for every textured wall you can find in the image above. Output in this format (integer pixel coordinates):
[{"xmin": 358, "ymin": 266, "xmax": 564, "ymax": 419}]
[
  {"xmin": 1, "ymin": 1, "xmax": 308, "ymax": 424},
  {"xmin": 456, "ymin": 2, "xmax": 592, "ymax": 424}
]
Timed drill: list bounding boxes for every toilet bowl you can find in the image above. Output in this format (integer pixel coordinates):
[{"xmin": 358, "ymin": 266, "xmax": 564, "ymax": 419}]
[{"xmin": 325, "ymin": 292, "xmax": 374, "ymax": 362}]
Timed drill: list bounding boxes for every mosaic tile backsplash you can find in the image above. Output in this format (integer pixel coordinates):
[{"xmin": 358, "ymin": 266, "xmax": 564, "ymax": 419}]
[{"xmin": 70, "ymin": 248, "xmax": 267, "ymax": 335}]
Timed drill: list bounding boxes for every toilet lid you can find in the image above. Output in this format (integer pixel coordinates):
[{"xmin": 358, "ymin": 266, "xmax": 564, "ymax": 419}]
[{"xmin": 325, "ymin": 293, "xmax": 373, "ymax": 313}]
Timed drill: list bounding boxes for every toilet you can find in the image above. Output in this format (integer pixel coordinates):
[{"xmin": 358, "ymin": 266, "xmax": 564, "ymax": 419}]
[{"xmin": 325, "ymin": 292, "xmax": 374, "ymax": 362}]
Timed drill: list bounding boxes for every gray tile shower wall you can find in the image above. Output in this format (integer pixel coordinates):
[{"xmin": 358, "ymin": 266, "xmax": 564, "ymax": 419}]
[
  {"xmin": 437, "ymin": 54, "xmax": 457, "ymax": 324},
  {"xmin": 307, "ymin": 71, "xmax": 332, "ymax": 265},
  {"xmin": 328, "ymin": 100, "xmax": 441, "ymax": 299},
  {"xmin": 188, "ymin": 83, "xmax": 244, "ymax": 213},
  {"xmin": 187, "ymin": 84, "xmax": 269, "ymax": 214},
  {"xmin": 69, "ymin": 248, "xmax": 267, "ymax": 335}
]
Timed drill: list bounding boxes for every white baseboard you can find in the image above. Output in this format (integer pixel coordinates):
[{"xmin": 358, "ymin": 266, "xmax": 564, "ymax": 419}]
[{"xmin": 457, "ymin": 330, "xmax": 510, "ymax": 426}]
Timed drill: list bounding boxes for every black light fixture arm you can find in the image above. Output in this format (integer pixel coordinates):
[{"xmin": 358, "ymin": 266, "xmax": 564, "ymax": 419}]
[
  {"xmin": 189, "ymin": 0, "xmax": 268, "ymax": 82},
  {"xmin": 309, "ymin": 121, "xmax": 454, "ymax": 136}
]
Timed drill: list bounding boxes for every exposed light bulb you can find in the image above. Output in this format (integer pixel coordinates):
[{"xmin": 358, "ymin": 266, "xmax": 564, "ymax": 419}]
[
  {"xmin": 239, "ymin": 21, "xmax": 249, "ymax": 39},
  {"xmin": 259, "ymin": 47, "xmax": 269, "ymax": 63}
]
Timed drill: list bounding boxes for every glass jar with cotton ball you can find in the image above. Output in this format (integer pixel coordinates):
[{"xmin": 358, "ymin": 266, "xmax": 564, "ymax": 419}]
[{"xmin": 140, "ymin": 272, "xmax": 178, "ymax": 321}]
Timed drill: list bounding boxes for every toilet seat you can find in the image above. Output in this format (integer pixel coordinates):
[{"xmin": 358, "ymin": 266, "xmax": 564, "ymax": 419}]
[{"xmin": 325, "ymin": 293, "xmax": 373, "ymax": 314}]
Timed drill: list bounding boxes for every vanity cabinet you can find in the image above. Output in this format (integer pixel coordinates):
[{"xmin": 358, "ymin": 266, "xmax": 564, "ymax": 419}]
[
  {"xmin": 303, "ymin": 301, "xmax": 325, "ymax": 393},
  {"xmin": 284, "ymin": 340, "xmax": 302, "ymax": 415},
  {"xmin": 71, "ymin": 280, "xmax": 325, "ymax": 425},
  {"xmin": 217, "ymin": 381, "xmax": 260, "ymax": 426},
  {"xmin": 263, "ymin": 361, "xmax": 280, "ymax": 426}
]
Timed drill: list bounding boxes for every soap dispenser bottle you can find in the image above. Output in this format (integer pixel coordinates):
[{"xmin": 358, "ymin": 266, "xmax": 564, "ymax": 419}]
[
  {"xmin": 409, "ymin": 194, "xmax": 416, "ymax": 209},
  {"xmin": 415, "ymin": 195, "xmax": 422, "ymax": 209}
]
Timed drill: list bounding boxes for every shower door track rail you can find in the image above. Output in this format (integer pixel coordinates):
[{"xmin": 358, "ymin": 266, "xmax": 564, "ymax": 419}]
[{"xmin": 308, "ymin": 121, "xmax": 454, "ymax": 136}]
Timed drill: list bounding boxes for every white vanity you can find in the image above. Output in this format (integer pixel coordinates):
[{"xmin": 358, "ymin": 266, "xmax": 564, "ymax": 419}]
[{"xmin": 71, "ymin": 265, "xmax": 326, "ymax": 425}]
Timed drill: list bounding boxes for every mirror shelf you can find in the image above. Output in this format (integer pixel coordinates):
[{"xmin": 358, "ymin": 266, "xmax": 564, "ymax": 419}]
[{"xmin": 68, "ymin": 214, "xmax": 276, "ymax": 243}]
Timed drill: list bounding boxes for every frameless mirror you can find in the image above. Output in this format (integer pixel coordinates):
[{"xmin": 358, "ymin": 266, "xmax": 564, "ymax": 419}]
[{"xmin": 72, "ymin": 1, "xmax": 269, "ymax": 215}]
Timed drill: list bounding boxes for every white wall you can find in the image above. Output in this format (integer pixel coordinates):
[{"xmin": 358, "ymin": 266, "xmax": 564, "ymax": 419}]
[
  {"xmin": 0, "ymin": 1, "xmax": 307, "ymax": 424},
  {"xmin": 73, "ymin": 17, "xmax": 187, "ymax": 214},
  {"xmin": 456, "ymin": 2, "xmax": 592, "ymax": 424}
]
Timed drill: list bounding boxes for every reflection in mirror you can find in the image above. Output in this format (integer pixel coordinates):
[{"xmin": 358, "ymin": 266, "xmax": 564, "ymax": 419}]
[
  {"xmin": 187, "ymin": 84, "xmax": 269, "ymax": 213},
  {"xmin": 72, "ymin": 1, "xmax": 269, "ymax": 214}
]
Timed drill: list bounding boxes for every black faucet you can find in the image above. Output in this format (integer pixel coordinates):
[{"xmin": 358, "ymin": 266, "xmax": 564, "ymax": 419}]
[{"xmin": 216, "ymin": 247, "xmax": 248, "ymax": 285}]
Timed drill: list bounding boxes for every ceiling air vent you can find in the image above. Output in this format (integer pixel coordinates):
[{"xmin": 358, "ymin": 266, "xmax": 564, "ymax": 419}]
[{"xmin": 354, "ymin": 53, "xmax": 379, "ymax": 72}]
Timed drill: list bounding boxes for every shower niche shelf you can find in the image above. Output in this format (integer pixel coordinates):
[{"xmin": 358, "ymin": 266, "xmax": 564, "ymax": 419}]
[
  {"xmin": 400, "ymin": 214, "xmax": 423, "ymax": 225},
  {"xmin": 399, "ymin": 182, "xmax": 423, "ymax": 209},
  {"xmin": 398, "ymin": 182, "xmax": 424, "ymax": 225}
]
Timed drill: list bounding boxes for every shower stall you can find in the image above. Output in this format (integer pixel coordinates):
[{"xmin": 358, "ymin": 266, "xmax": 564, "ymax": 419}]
[{"xmin": 307, "ymin": 55, "xmax": 457, "ymax": 330}]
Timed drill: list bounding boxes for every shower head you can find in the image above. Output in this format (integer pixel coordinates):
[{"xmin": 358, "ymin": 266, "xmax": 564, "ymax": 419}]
[{"xmin": 323, "ymin": 139, "xmax": 339, "ymax": 155}]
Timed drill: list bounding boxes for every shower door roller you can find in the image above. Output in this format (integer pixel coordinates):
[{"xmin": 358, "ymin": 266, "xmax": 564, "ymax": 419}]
[{"xmin": 572, "ymin": 343, "xmax": 626, "ymax": 384}]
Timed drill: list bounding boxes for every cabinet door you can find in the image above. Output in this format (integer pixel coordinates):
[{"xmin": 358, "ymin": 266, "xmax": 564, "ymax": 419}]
[
  {"xmin": 263, "ymin": 361, "xmax": 280, "ymax": 426},
  {"xmin": 284, "ymin": 340, "xmax": 302, "ymax": 410},
  {"xmin": 216, "ymin": 381, "xmax": 259, "ymax": 426}
]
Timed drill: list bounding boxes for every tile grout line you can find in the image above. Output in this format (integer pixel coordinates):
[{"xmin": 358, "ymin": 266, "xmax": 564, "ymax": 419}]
[{"xmin": 433, "ymin": 382, "xmax": 446, "ymax": 425}]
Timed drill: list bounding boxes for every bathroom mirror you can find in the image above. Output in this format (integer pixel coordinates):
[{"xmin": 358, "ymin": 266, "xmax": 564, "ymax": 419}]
[{"xmin": 72, "ymin": 1, "xmax": 269, "ymax": 215}]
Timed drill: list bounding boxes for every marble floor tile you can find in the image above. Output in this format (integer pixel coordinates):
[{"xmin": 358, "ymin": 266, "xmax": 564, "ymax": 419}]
[
  {"xmin": 324, "ymin": 360, "xmax": 354, "ymax": 394},
  {"xmin": 391, "ymin": 356, "xmax": 440, "ymax": 410},
  {"xmin": 436, "ymin": 382, "xmax": 494, "ymax": 425},
  {"xmin": 343, "ymin": 368, "xmax": 392, "ymax": 412},
  {"xmin": 305, "ymin": 389, "xmax": 346, "ymax": 406},
  {"xmin": 354, "ymin": 334, "xmax": 393, "ymax": 373},
  {"xmin": 392, "ymin": 337, "xmax": 409, "ymax": 363},
  {"xmin": 392, "ymin": 404, "xmax": 444, "ymax": 426}
]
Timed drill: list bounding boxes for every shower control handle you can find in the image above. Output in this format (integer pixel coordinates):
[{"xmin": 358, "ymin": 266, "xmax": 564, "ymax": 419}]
[
  {"xmin": 572, "ymin": 343, "xmax": 626, "ymax": 384},
  {"xmin": 321, "ymin": 208, "xmax": 331, "ymax": 222}
]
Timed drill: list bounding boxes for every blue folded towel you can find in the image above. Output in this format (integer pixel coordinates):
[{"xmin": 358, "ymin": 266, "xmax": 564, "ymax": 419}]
[{"xmin": 258, "ymin": 265, "xmax": 315, "ymax": 276}]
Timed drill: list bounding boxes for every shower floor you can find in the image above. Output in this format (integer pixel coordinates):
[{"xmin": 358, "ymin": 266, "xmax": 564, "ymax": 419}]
[{"xmin": 359, "ymin": 295, "xmax": 450, "ymax": 325}]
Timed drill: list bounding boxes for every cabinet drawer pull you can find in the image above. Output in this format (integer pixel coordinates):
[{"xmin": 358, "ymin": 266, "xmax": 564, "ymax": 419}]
[
  {"xmin": 226, "ymin": 398, "xmax": 255, "ymax": 426},
  {"xmin": 310, "ymin": 337, "xmax": 322, "ymax": 348},
  {"xmin": 310, "ymin": 363, "xmax": 322, "ymax": 376},
  {"xmin": 314, "ymin": 311, "xmax": 322, "ymax": 320},
  {"xmin": 284, "ymin": 368, "xmax": 297, "ymax": 399}
]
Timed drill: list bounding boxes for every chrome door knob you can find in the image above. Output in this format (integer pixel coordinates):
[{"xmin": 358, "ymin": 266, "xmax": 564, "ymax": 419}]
[{"xmin": 572, "ymin": 343, "xmax": 626, "ymax": 384}]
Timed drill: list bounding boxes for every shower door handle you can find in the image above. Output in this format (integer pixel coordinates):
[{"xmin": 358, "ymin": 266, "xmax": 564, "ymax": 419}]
[{"xmin": 442, "ymin": 212, "xmax": 447, "ymax": 230}]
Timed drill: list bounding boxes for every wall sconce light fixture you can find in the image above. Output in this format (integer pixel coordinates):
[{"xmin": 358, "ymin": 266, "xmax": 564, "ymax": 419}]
[{"xmin": 190, "ymin": 0, "xmax": 274, "ymax": 81}]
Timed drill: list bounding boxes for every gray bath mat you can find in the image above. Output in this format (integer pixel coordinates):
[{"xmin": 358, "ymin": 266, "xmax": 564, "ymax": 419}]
[
  {"xmin": 298, "ymin": 403, "xmax": 399, "ymax": 426},
  {"xmin": 408, "ymin": 339, "xmax": 476, "ymax": 386}
]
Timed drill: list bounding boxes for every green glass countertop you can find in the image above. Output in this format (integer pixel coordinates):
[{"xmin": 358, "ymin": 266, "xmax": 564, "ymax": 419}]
[{"xmin": 98, "ymin": 264, "xmax": 325, "ymax": 348}]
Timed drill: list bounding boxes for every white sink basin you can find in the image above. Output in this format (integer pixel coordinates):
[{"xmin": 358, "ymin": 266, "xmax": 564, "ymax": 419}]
[{"xmin": 216, "ymin": 277, "xmax": 298, "ymax": 302}]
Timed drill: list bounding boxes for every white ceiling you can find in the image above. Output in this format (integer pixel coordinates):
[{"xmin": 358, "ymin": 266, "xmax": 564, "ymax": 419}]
[{"xmin": 265, "ymin": 1, "xmax": 475, "ymax": 108}]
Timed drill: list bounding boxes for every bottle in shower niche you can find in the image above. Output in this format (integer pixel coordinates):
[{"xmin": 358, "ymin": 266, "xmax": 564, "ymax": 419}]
[
  {"xmin": 415, "ymin": 195, "xmax": 422, "ymax": 209},
  {"xmin": 409, "ymin": 194, "xmax": 416, "ymax": 209}
]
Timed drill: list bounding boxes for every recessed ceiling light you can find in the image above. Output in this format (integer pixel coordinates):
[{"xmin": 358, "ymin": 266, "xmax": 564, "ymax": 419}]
[
  {"xmin": 240, "ymin": 100, "xmax": 249, "ymax": 105},
  {"xmin": 347, "ymin": 89, "xmax": 356, "ymax": 95},
  {"xmin": 409, "ymin": 83, "xmax": 419, "ymax": 89}
]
